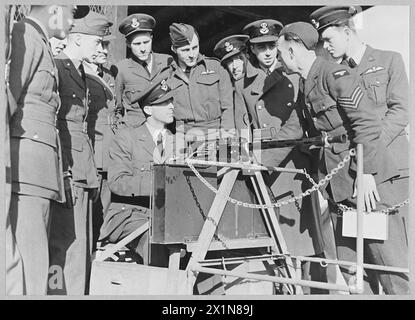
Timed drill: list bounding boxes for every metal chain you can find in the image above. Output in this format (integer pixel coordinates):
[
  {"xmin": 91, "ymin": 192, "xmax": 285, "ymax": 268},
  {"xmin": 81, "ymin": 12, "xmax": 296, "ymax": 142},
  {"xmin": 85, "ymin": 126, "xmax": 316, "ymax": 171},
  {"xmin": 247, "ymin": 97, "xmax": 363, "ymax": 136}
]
[
  {"xmin": 185, "ymin": 175, "xmax": 230, "ymax": 249},
  {"xmin": 302, "ymin": 152, "xmax": 409, "ymax": 216},
  {"xmin": 333, "ymin": 199, "xmax": 409, "ymax": 216},
  {"xmin": 185, "ymin": 148, "xmax": 355, "ymax": 210}
]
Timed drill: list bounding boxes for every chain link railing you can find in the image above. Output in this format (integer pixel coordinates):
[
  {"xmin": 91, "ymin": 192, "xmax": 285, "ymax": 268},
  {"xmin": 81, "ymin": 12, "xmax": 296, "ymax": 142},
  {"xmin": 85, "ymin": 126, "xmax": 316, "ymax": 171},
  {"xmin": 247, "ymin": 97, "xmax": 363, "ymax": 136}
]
[
  {"xmin": 186, "ymin": 147, "xmax": 409, "ymax": 215},
  {"xmin": 186, "ymin": 148, "xmax": 355, "ymax": 210}
]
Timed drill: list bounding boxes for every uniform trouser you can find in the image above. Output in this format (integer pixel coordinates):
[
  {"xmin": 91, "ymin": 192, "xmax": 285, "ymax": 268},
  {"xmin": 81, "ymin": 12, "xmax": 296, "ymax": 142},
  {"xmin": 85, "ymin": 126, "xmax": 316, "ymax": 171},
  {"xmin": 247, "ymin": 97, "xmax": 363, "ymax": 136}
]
[
  {"xmin": 5, "ymin": 120, "xmax": 24, "ymax": 295},
  {"xmin": 8, "ymin": 193, "xmax": 50, "ymax": 295},
  {"xmin": 107, "ymin": 210, "xmax": 169, "ymax": 267},
  {"xmin": 48, "ymin": 185, "xmax": 93, "ymax": 295},
  {"xmin": 6, "ymin": 213, "xmax": 24, "ymax": 295},
  {"xmin": 329, "ymin": 178, "xmax": 409, "ymax": 294}
]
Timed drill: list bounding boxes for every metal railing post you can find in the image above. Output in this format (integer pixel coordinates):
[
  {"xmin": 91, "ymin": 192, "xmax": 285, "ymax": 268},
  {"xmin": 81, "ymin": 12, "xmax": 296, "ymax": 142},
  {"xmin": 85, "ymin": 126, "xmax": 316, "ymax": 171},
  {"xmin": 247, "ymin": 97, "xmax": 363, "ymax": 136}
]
[{"xmin": 350, "ymin": 143, "xmax": 364, "ymax": 294}]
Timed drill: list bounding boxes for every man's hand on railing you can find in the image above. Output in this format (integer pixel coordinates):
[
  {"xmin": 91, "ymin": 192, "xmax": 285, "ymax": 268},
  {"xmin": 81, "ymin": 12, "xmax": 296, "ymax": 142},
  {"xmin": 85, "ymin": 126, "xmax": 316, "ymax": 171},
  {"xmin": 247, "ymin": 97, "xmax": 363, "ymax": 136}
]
[{"xmin": 353, "ymin": 173, "xmax": 380, "ymax": 212}]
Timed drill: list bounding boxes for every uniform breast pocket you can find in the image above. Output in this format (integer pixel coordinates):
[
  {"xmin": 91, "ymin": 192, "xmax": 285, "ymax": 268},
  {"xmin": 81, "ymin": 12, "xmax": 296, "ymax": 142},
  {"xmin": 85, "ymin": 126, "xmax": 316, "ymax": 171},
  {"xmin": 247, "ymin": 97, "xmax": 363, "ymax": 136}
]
[
  {"xmin": 362, "ymin": 71, "xmax": 388, "ymax": 106},
  {"xmin": 59, "ymin": 95, "xmax": 86, "ymax": 120},
  {"xmin": 123, "ymin": 84, "xmax": 143, "ymax": 104},
  {"xmin": 36, "ymin": 68, "xmax": 56, "ymax": 102},
  {"xmin": 196, "ymin": 74, "xmax": 221, "ymax": 115},
  {"xmin": 197, "ymin": 74, "xmax": 220, "ymax": 96}
]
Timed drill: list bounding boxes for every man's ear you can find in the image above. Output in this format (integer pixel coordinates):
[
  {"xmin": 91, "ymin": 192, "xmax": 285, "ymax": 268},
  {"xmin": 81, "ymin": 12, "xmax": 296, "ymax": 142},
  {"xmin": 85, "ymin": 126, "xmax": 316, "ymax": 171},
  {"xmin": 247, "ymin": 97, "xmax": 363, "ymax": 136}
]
[
  {"xmin": 143, "ymin": 106, "xmax": 152, "ymax": 116},
  {"xmin": 288, "ymin": 46, "xmax": 294, "ymax": 57},
  {"xmin": 344, "ymin": 25, "xmax": 353, "ymax": 37},
  {"xmin": 171, "ymin": 45, "xmax": 176, "ymax": 54},
  {"xmin": 74, "ymin": 33, "xmax": 82, "ymax": 47}
]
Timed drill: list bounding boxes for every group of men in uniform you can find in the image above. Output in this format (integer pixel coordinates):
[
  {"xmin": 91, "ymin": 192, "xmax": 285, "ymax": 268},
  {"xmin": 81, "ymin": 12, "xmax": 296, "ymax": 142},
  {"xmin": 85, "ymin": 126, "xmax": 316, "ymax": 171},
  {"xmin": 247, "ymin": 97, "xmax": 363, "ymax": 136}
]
[{"xmin": 5, "ymin": 5, "xmax": 409, "ymax": 295}]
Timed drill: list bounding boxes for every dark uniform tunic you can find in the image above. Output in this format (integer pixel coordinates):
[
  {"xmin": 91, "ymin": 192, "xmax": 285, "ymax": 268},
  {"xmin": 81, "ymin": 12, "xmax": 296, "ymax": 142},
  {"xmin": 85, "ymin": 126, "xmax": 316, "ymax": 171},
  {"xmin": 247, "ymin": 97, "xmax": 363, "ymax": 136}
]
[
  {"xmin": 49, "ymin": 52, "xmax": 100, "ymax": 295},
  {"xmin": 115, "ymin": 53, "xmax": 174, "ymax": 126},
  {"xmin": 86, "ymin": 63, "xmax": 117, "ymax": 172},
  {"xmin": 235, "ymin": 60, "xmax": 324, "ymax": 257},
  {"xmin": 85, "ymin": 62, "xmax": 118, "ymax": 251}
]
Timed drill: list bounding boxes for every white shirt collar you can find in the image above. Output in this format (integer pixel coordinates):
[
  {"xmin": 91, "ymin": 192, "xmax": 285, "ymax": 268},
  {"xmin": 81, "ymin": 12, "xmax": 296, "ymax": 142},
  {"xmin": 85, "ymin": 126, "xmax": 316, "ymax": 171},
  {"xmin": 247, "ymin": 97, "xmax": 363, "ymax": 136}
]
[
  {"xmin": 83, "ymin": 61, "xmax": 99, "ymax": 75},
  {"xmin": 260, "ymin": 59, "xmax": 278, "ymax": 75},
  {"xmin": 145, "ymin": 122, "xmax": 167, "ymax": 146}
]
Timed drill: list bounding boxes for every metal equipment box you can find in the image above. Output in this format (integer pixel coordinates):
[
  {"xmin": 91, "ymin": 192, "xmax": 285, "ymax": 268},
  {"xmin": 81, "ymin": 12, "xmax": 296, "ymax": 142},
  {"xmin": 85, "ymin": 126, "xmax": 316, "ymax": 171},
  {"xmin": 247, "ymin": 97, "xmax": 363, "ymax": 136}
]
[{"xmin": 151, "ymin": 164, "xmax": 269, "ymax": 244}]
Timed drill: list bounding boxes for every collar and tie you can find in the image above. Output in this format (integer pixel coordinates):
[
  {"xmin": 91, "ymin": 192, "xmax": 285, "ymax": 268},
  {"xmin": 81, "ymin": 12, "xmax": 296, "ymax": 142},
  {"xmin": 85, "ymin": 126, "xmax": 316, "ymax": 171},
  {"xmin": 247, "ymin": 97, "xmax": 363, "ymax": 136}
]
[
  {"xmin": 347, "ymin": 57, "xmax": 358, "ymax": 68},
  {"xmin": 78, "ymin": 62, "xmax": 86, "ymax": 81},
  {"xmin": 97, "ymin": 65, "xmax": 104, "ymax": 78}
]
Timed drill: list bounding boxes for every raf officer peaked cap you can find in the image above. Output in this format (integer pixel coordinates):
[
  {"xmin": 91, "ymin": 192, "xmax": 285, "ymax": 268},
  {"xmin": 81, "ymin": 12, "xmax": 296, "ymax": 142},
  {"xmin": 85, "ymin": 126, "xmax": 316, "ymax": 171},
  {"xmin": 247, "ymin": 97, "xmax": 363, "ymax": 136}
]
[
  {"xmin": 70, "ymin": 11, "xmax": 113, "ymax": 37},
  {"xmin": 119, "ymin": 14, "xmax": 156, "ymax": 38},
  {"xmin": 139, "ymin": 78, "xmax": 175, "ymax": 107},
  {"xmin": 213, "ymin": 35, "xmax": 249, "ymax": 62},
  {"xmin": 242, "ymin": 19, "xmax": 283, "ymax": 44},
  {"xmin": 73, "ymin": 6, "xmax": 90, "ymax": 19},
  {"xmin": 310, "ymin": 6, "xmax": 362, "ymax": 31}
]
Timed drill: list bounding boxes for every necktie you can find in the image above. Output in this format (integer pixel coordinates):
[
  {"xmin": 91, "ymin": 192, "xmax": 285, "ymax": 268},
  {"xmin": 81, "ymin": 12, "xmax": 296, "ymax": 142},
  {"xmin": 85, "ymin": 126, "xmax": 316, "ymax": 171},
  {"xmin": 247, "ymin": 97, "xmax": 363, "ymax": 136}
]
[
  {"xmin": 266, "ymin": 69, "xmax": 271, "ymax": 76},
  {"xmin": 97, "ymin": 65, "xmax": 104, "ymax": 78},
  {"xmin": 156, "ymin": 132, "xmax": 164, "ymax": 157},
  {"xmin": 348, "ymin": 57, "xmax": 357, "ymax": 68},
  {"xmin": 78, "ymin": 62, "xmax": 86, "ymax": 81}
]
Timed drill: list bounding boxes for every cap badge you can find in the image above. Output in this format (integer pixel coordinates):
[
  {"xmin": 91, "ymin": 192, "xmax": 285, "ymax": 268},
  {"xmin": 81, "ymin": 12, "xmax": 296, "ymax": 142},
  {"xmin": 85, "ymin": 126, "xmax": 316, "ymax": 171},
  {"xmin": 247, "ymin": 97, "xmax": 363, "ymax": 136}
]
[
  {"xmin": 224, "ymin": 41, "xmax": 234, "ymax": 52},
  {"xmin": 160, "ymin": 79, "xmax": 169, "ymax": 92},
  {"xmin": 180, "ymin": 25, "xmax": 187, "ymax": 32},
  {"xmin": 349, "ymin": 6, "xmax": 357, "ymax": 15},
  {"xmin": 260, "ymin": 22, "xmax": 269, "ymax": 34},
  {"xmin": 311, "ymin": 19, "xmax": 319, "ymax": 29},
  {"xmin": 131, "ymin": 18, "xmax": 140, "ymax": 28}
]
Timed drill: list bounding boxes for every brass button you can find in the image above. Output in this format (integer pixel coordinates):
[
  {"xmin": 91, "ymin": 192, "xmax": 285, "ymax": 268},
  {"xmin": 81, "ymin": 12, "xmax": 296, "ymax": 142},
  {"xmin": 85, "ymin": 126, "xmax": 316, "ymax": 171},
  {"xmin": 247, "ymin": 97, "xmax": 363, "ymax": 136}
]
[
  {"xmin": 288, "ymin": 83, "xmax": 292, "ymax": 88},
  {"xmin": 257, "ymin": 105, "xmax": 262, "ymax": 110},
  {"xmin": 51, "ymin": 71, "xmax": 55, "ymax": 76},
  {"xmin": 263, "ymin": 123, "xmax": 267, "ymax": 128},
  {"xmin": 33, "ymin": 134, "xmax": 39, "ymax": 140},
  {"xmin": 287, "ymin": 102, "xmax": 292, "ymax": 107},
  {"xmin": 72, "ymin": 94, "xmax": 76, "ymax": 98},
  {"xmin": 141, "ymin": 167, "xmax": 145, "ymax": 171},
  {"xmin": 313, "ymin": 117, "xmax": 317, "ymax": 122}
]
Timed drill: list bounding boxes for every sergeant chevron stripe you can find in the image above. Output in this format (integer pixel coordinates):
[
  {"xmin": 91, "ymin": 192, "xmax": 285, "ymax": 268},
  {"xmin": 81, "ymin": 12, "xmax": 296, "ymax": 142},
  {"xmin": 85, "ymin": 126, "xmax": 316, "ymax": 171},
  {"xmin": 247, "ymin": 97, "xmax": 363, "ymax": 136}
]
[{"xmin": 338, "ymin": 86, "xmax": 363, "ymax": 109}]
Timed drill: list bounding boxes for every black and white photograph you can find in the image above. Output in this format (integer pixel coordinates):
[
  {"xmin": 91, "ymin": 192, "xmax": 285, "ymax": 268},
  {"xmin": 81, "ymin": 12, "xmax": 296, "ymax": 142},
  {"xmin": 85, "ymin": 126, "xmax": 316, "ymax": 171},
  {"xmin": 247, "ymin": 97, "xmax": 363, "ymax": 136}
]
[{"xmin": 1, "ymin": 1, "xmax": 413, "ymax": 302}]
